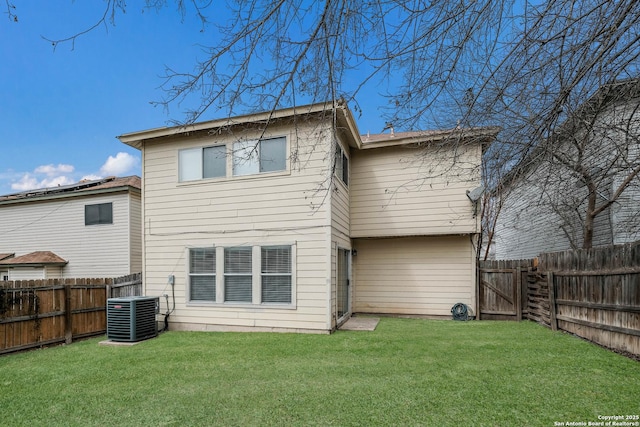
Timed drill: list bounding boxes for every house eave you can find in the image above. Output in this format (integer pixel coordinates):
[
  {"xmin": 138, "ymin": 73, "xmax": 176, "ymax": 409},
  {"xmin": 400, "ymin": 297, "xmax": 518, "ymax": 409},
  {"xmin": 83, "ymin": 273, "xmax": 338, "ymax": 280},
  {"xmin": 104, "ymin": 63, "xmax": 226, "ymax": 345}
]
[
  {"xmin": 0, "ymin": 262, "xmax": 68, "ymax": 268},
  {"xmin": 359, "ymin": 126, "xmax": 500, "ymax": 150},
  {"xmin": 118, "ymin": 101, "xmax": 362, "ymax": 149}
]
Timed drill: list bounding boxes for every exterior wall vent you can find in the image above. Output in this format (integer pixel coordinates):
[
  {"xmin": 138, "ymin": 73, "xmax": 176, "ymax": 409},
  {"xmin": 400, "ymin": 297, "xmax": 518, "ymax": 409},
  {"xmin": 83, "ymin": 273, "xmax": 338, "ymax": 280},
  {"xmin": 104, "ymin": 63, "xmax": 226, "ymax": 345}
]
[{"xmin": 107, "ymin": 296, "xmax": 159, "ymax": 342}]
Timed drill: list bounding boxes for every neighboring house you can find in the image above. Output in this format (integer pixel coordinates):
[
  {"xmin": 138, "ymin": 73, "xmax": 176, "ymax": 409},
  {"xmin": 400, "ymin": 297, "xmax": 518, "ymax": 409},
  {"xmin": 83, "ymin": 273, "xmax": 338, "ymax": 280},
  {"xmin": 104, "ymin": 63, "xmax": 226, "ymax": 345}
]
[
  {"xmin": 492, "ymin": 79, "xmax": 640, "ymax": 260},
  {"xmin": 118, "ymin": 102, "xmax": 496, "ymax": 333},
  {"xmin": 0, "ymin": 176, "xmax": 142, "ymax": 280}
]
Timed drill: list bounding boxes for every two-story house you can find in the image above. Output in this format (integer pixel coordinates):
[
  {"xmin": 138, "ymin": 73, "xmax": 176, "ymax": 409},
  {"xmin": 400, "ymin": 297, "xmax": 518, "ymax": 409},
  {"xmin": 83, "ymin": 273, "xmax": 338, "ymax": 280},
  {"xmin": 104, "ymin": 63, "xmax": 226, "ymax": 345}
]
[
  {"xmin": 0, "ymin": 176, "xmax": 142, "ymax": 280},
  {"xmin": 118, "ymin": 102, "xmax": 496, "ymax": 332}
]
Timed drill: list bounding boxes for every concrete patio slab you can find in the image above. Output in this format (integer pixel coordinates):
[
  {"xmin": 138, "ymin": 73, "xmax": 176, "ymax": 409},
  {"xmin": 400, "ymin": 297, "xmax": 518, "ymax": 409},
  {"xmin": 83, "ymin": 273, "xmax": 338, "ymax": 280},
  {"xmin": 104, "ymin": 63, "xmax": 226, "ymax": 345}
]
[{"xmin": 339, "ymin": 317, "xmax": 380, "ymax": 331}]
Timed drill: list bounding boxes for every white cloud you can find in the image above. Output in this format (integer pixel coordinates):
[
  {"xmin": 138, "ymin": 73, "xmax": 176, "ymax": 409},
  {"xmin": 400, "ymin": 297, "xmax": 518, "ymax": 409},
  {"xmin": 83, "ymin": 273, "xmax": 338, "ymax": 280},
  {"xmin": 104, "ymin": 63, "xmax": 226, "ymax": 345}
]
[
  {"xmin": 10, "ymin": 175, "xmax": 39, "ymax": 191},
  {"xmin": 80, "ymin": 174, "xmax": 102, "ymax": 182},
  {"xmin": 11, "ymin": 173, "xmax": 75, "ymax": 191},
  {"xmin": 34, "ymin": 164, "xmax": 74, "ymax": 176},
  {"xmin": 100, "ymin": 152, "xmax": 139, "ymax": 176},
  {"xmin": 6, "ymin": 152, "xmax": 139, "ymax": 194}
]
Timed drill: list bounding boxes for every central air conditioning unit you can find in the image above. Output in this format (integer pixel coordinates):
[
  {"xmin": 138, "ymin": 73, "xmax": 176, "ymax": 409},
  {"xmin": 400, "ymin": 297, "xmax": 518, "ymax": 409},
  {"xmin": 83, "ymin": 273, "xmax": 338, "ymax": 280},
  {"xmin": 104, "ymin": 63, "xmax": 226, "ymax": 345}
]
[{"xmin": 107, "ymin": 296, "xmax": 159, "ymax": 342}]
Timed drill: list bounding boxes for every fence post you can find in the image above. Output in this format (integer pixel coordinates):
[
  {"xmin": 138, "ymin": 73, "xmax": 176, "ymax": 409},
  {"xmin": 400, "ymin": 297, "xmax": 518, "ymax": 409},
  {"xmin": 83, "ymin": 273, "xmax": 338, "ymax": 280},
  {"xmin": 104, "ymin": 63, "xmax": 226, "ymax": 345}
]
[
  {"xmin": 547, "ymin": 271, "xmax": 558, "ymax": 331},
  {"xmin": 516, "ymin": 266, "xmax": 522, "ymax": 321},
  {"xmin": 476, "ymin": 263, "xmax": 481, "ymax": 321},
  {"xmin": 64, "ymin": 285, "xmax": 73, "ymax": 344}
]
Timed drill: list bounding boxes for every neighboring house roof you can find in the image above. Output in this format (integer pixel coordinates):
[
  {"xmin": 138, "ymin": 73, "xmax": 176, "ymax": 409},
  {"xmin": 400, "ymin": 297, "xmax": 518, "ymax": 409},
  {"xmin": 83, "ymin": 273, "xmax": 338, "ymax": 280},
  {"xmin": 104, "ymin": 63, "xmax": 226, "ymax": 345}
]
[
  {"xmin": 118, "ymin": 101, "xmax": 499, "ymax": 150},
  {"xmin": 0, "ymin": 251, "xmax": 68, "ymax": 267},
  {"xmin": 0, "ymin": 176, "xmax": 141, "ymax": 205},
  {"xmin": 0, "ymin": 253, "xmax": 14, "ymax": 262}
]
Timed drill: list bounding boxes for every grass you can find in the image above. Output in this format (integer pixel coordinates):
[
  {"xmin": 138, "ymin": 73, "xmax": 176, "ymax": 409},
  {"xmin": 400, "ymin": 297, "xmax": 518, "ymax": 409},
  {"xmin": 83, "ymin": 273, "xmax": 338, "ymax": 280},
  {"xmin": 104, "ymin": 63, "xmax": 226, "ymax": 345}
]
[{"xmin": 0, "ymin": 318, "xmax": 638, "ymax": 426}]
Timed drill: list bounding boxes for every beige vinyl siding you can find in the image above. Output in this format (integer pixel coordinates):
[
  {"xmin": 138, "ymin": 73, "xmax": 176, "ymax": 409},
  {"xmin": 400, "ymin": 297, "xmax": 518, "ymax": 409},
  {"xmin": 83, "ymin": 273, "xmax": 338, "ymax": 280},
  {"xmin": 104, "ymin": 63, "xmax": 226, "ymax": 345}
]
[
  {"xmin": 129, "ymin": 191, "xmax": 142, "ymax": 273},
  {"xmin": 141, "ymin": 121, "xmax": 336, "ymax": 331},
  {"xmin": 353, "ymin": 236, "xmax": 475, "ymax": 316},
  {"xmin": 329, "ymin": 138, "xmax": 352, "ymax": 328},
  {"xmin": 350, "ymin": 144, "xmax": 481, "ymax": 238},
  {"xmin": 0, "ymin": 192, "xmax": 139, "ymax": 278}
]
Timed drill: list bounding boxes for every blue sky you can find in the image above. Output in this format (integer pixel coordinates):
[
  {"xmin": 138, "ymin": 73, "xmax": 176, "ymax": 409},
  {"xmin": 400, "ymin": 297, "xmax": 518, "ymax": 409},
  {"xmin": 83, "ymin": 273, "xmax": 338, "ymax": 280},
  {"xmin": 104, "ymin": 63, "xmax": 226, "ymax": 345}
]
[{"xmin": 0, "ymin": 2, "xmax": 385, "ymax": 196}]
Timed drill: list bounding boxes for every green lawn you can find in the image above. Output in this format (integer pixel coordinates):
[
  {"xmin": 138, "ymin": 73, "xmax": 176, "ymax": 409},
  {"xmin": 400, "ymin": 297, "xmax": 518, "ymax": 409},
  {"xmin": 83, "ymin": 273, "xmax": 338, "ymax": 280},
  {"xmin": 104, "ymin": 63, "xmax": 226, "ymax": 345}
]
[{"xmin": 0, "ymin": 318, "xmax": 638, "ymax": 426}]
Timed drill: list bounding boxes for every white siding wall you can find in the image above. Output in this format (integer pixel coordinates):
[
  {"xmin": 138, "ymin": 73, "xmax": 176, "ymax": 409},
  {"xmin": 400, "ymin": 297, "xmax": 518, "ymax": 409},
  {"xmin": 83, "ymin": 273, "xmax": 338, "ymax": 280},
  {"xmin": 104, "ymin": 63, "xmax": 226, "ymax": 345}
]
[
  {"xmin": 351, "ymin": 144, "xmax": 481, "ymax": 238},
  {"xmin": 353, "ymin": 236, "xmax": 476, "ymax": 316},
  {"xmin": 493, "ymin": 177, "xmax": 574, "ymax": 260},
  {"xmin": 9, "ymin": 267, "xmax": 45, "ymax": 281},
  {"xmin": 493, "ymin": 165, "xmax": 614, "ymax": 260},
  {"xmin": 611, "ymin": 180, "xmax": 640, "ymax": 244},
  {"xmin": 141, "ymin": 121, "xmax": 336, "ymax": 332},
  {"xmin": 611, "ymin": 121, "xmax": 640, "ymax": 244},
  {"xmin": 0, "ymin": 193, "xmax": 139, "ymax": 277}
]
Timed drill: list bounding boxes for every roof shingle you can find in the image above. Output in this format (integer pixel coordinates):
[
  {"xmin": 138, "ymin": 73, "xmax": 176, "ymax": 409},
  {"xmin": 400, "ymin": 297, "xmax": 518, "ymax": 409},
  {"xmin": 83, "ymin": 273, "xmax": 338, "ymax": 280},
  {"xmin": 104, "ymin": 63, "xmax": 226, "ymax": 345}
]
[{"xmin": 0, "ymin": 251, "xmax": 67, "ymax": 266}]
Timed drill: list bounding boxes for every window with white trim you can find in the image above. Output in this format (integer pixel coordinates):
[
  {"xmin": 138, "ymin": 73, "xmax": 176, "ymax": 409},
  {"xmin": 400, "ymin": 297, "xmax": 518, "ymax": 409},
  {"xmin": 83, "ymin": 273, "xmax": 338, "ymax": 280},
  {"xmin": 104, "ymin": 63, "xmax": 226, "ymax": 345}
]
[
  {"xmin": 179, "ymin": 145, "xmax": 227, "ymax": 182},
  {"xmin": 224, "ymin": 247, "xmax": 253, "ymax": 303},
  {"xmin": 261, "ymin": 246, "xmax": 292, "ymax": 304},
  {"xmin": 233, "ymin": 137, "xmax": 287, "ymax": 176},
  {"xmin": 335, "ymin": 143, "xmax": 349, "ymax": 186},
  {"xmin": 189, "ymin": 248, "xmax": 216, "ymax": 301},
  {"xmin": 187, "ymin": 244, "xmax": 294, "ymax": 305},
  {"xmin": 179, "ymin": 137, "xmax": 287, "ymax": 182}
]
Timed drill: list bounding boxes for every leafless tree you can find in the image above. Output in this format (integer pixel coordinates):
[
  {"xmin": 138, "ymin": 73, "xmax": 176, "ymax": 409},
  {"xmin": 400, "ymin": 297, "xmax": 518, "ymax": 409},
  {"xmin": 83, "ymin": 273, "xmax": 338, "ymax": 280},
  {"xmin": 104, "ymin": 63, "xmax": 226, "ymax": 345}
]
[
  {"xmin": 538, "ymin": 80, "xmax": 640, "ymax": 250},
  {"xmin": 7, "ymin": 0, "xmax": 640, "ymax": 253}
]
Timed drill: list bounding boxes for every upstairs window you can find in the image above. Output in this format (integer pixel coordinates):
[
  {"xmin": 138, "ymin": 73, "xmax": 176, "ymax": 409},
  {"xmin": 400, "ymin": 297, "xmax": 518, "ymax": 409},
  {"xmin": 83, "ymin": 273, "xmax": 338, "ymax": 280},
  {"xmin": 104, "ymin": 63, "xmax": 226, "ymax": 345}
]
[
  {"xmin": 203, "ymin": 146, "xmax": 227, "ymax": 179},
  {"xmin": 233, "ymin": 137, "xmax": 287, "ymax": 176},
  {"xmin": 179, "ymin": 145, "xmax": 226, "ymax": 182},
  {"xmin": 179, "ymin": 137, "xmax": 286, "ymax": 182},
  {"xmin": 85, "ymin": 203, "xmax": 113, "ymax": 225},
  {"xmin": 335, "ymin": 143, "xmax": 349, "ymax": 186}
]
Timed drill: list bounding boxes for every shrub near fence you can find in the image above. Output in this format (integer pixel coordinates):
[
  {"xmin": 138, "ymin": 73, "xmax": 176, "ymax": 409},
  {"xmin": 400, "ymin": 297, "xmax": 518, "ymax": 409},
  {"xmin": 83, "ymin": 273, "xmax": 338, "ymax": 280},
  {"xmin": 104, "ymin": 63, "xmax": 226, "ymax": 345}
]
[{"xmin": 0, "ymin": 273, "xmax": 141, "ymax": 355}]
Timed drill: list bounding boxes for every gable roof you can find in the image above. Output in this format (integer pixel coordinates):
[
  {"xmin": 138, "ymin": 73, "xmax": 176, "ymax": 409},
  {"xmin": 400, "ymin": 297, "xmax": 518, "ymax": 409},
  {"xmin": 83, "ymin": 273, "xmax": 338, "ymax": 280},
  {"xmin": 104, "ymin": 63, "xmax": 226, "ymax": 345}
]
[
  {"xmin": 0, "ymin": 251, "xmax": 68, "ymax": 267},
  {"xmin": 0, "ymin": 176, "xmax": 141, "ymax": 205}
]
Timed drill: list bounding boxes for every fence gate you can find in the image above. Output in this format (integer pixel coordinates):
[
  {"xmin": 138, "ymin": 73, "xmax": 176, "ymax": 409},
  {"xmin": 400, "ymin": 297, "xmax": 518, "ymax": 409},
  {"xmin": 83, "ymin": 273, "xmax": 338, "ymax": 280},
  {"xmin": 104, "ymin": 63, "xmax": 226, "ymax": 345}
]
[{"xmin": 478, "ymin": 260, "xmax": 534, "ymax": 321}]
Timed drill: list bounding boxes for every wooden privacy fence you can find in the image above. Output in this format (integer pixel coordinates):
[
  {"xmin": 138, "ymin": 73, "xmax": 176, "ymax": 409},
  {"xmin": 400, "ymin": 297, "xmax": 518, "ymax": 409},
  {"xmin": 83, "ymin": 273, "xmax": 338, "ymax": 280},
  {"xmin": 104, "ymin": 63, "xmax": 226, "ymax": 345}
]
[
  {"xmin": 110, "ymin": 272, "xmax": 143, "ymax": 298},
  {"xmin": 0, "ymin": 273, "xmax": 141, "ymax": 355},
  {"xmin": 540, "ymin": 245, "xmax": 640, "ymax": 356},
  {"xmin": 479, "ymin": 241, "xmax": 640, "ymax": 356},
  {"xmin": 478, "ymin": 259, "xmax": 534, "ymax": 321}
]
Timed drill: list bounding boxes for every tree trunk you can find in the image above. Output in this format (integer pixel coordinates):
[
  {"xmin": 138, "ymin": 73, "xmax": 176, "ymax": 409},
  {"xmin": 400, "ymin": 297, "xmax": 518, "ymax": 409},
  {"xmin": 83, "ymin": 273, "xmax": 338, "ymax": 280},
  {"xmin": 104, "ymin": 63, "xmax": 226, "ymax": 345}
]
[{"xmin": 583, "ymin": 191, "xmax": 597, "ymax": 249}]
